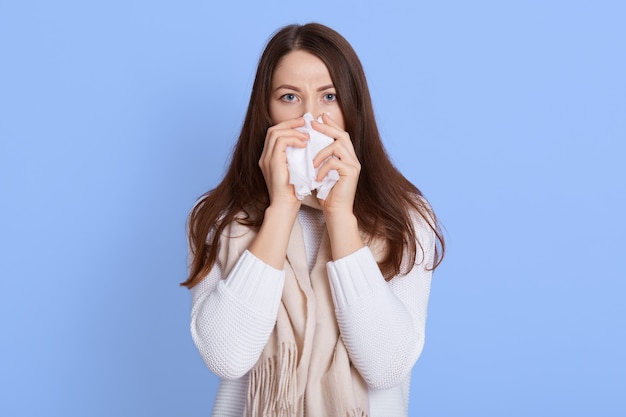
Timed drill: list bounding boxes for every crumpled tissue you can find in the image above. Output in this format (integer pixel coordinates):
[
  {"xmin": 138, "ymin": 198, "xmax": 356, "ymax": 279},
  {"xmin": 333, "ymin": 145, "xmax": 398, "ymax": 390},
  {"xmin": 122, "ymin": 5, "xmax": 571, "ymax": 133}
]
[{"xmin": 286, "ymin": 113, "xmax": 339, "ymax": 200}]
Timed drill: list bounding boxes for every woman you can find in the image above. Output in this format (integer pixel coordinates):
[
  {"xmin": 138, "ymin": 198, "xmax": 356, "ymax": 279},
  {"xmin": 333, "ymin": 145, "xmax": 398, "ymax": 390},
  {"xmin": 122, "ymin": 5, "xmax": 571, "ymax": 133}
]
[{"xmin": 182, "ymin": 23, "xmax": 444, "ymax": 417}]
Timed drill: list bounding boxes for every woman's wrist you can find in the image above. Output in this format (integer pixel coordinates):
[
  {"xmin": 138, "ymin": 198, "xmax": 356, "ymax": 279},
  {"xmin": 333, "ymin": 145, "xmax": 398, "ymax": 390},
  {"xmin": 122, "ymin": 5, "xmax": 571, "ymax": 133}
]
[
  {"xmin": 266, "ymin": 199, "xmax": 300, "ymax": 219},
  {"xmin": 248, "ymin": 202, "xmax": 299, "ymax": 270},
  {"xmin": 325, "ymin": 211, "xmax": 364, "ymax": 260},
  {"xmin": 324, "ymin": 209, "xmax": 356, "ymax": 228}
]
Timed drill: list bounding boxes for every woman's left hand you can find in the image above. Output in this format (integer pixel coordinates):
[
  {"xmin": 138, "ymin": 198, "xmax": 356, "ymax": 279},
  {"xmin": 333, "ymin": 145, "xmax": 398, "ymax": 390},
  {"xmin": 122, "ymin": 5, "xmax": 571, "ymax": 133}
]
[{"xmin": 312, "ymin": 113, "xmax": 361, "ymax": 218}]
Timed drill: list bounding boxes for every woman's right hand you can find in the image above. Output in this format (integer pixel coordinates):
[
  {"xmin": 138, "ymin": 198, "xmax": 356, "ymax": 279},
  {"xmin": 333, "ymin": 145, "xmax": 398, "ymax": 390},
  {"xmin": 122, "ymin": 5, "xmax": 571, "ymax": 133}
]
[
  {"xmin": 259, "ymin": 117, "xmax": 309, "ymax": 209},
  {"xmin": 250, "ymin": 117, "xmax": 309, "ymax": 269}
]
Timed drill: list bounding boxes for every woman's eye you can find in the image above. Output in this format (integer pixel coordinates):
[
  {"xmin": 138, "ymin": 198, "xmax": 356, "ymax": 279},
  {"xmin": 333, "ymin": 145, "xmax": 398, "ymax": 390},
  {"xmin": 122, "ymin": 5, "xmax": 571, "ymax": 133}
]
[
  {"xmin": 281, "ymin": 94, "xmax": 297, "ymax": 102},
  {"xmin": 324, "ymin": 93, "xmax": 337, "ymax": 102}
]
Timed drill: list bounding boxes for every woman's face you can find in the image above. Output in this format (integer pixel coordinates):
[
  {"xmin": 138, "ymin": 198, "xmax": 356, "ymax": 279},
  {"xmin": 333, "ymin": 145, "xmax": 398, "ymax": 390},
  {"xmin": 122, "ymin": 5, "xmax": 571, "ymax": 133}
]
[{"xmin": 269, "ymin": 50, "xmax": 345, "ymax": 129}]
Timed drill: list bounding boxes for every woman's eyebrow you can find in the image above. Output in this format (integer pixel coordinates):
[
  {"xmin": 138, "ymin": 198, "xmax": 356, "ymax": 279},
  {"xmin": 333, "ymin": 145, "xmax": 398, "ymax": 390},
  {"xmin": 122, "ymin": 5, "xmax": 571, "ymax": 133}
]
[
  {"xmin": 317, "ymin": 84, "xmax": 335, "ymax": 91},
  {"xmin": 274, "ymin": 84, "xmax": 335, "ymax": 92},
  {"xmin": 274, "ymin": 84, "xmax": 301, "ymax": 92}
]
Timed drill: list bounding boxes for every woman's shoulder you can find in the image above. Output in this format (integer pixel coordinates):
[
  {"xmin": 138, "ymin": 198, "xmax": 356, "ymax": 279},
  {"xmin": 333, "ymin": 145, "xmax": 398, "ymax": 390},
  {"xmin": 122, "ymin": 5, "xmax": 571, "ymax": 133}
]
[
  {"xmin": 206, "ymin": 211, "xmax": 256, "ymax": 242},
  {"xmin": 405, "ymin": 192, "xmax": 436, "ymax": 227},
  {"xmin": 188, "ymin": 191, "xmax": 257, "ymax": 240}
]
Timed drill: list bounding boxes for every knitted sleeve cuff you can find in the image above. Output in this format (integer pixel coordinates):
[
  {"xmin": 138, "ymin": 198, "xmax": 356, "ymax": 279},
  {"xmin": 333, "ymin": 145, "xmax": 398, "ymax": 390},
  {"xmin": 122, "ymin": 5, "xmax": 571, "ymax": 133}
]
[
  {"xmin": 326, "ymin": 246, "xmax": 387, "ymax": 310},
  {"xmin": 223, "ymin": 250, "xmax": 285, "ymax": 317}
]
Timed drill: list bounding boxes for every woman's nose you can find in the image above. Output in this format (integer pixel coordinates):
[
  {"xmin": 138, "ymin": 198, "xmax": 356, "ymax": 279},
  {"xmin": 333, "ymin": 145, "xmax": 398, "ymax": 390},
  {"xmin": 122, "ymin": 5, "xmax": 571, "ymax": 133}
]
[{"xmin": 304, "ymin": 100, "xmax": 321, "ymax": 119}]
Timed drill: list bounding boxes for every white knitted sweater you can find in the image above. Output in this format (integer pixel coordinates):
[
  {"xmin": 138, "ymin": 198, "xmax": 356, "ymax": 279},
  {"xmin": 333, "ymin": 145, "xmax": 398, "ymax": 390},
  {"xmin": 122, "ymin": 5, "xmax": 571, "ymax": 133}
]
[{"xmin": 190, "ymin": 207, "xmax": 434, "ymax": 416}]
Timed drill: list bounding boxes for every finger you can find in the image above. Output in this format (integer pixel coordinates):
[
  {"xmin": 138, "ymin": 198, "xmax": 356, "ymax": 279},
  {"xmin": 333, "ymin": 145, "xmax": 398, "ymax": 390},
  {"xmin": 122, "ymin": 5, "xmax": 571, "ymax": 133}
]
[
  {"xmin": 311, "ymin": 119, "xmax": 346, "ymax": 141},
  {"xmin": 269, "ymin": 116, "xmax": 307, "ymax": 133},
  {"xmin": 260, "ymin": 133, "xmax": 309, "ymax": 182},
  {"xmin": 313, "ymin": 113, "xmax": 351, "ymax": 142},
  {"xmin": 312, "ymin": 144, "xmax": 338, "ymax": 167},
  {"xmin": 320, "ymin": 112, "xmax": 341, "ymax": 129},
  {"xmin": 315, "ymin": 157, "xmax": 360, "ymax": 182},
  {"xmin": 311, "ymin": 121, "xmax": 357, "ymax": 166},
  {"xmin": 313, "ymin": 140, "xmax": 357, "ymax": 167},
  {"xmin": 264, "ymin": 116, "xmax": 306, "ymax": 147},
  {"xmin": 264, "ymin": 128, "xmax": 309, "ymax": 157},
  {"xmin": 262, "ymin": 124, "xmax": 309, "ymax": 163},
  {"xmin": 271, "ymin": 132, "xmax": 309, "ymax": 158}
]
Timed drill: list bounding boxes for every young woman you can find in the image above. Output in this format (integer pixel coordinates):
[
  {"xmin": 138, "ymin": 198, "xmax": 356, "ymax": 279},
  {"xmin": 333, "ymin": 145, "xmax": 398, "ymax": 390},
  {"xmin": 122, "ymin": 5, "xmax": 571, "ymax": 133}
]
[{"xmin": 182, "ymin": 23, "xmax": 445, "ymax": 417}]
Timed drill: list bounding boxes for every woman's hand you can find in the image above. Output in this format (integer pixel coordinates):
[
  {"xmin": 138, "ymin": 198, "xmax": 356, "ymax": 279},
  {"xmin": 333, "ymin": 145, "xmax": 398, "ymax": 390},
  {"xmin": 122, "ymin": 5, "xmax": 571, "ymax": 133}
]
[
  {"xmin": 312, "ymin": 113, "xmax": 361, "ymax": 217},
  {"xmin": 249, "ymin": 117, "xmax": 308, "ymax": 269},
  {"xmin": 259, "ymin": 117, "xmax": 309, "ymax": 210},
  {"xmin": 312, "ymin": 113, "xmax": 364, "ymax": 259}
]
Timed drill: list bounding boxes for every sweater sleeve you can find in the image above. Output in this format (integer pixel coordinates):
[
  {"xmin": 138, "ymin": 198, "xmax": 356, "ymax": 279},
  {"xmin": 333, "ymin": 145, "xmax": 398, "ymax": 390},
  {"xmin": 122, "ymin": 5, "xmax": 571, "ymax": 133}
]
[
  {"xmin": 190, "ymin": 250, "xmax": 285, "ymax": 379},
  {"xmin": 327, "ymin": 217, "xmax": 434, "ymax": 390}
]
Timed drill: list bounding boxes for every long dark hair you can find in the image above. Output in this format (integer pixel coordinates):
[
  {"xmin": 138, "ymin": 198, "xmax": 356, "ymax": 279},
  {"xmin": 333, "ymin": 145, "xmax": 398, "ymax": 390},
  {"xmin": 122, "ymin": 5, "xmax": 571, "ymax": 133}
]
[{"xmin": 182, "ymin": 23, "xmax": 444, "ymax": 288}]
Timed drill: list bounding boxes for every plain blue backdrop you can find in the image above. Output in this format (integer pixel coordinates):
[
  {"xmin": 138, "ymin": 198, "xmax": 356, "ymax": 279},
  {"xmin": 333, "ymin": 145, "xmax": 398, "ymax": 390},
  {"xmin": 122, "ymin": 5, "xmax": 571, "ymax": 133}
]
[{"xmin": 1, "ymin": 1, "xmax": 625, "ymax": 416}]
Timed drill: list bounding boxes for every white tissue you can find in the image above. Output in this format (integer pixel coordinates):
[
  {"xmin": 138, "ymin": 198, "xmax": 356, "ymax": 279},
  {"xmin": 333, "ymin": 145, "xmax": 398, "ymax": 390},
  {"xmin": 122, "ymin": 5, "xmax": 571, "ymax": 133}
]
[{"xmin": 286, "ymin": 113, "xmax": 339, "ymax": 200}]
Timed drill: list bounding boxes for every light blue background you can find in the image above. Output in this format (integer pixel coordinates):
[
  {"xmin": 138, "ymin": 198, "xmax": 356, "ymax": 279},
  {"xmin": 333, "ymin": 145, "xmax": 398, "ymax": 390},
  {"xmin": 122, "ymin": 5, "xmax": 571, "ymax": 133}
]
[{"xmin": 1, "ymin": 1, "xmax": 624, "ymax": 416}]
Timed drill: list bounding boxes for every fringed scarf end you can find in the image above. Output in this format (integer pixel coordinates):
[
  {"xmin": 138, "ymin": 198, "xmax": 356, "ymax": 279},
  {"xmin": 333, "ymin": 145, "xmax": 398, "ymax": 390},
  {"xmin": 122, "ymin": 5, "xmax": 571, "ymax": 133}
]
[
  {"xmin": 346, "ymin": 408, "xmax": 368, "ymax": 417},
  {"xmin": 246, "ymin": 342, "xmax": 299, "ymax": 417}
]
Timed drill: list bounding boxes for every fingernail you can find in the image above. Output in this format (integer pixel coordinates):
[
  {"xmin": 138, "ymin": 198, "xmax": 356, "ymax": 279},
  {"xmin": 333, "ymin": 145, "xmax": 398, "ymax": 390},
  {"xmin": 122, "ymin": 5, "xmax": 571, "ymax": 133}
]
[{"xmin": 324, "ymin": 112, "xmax": 332, "ymax": 119}]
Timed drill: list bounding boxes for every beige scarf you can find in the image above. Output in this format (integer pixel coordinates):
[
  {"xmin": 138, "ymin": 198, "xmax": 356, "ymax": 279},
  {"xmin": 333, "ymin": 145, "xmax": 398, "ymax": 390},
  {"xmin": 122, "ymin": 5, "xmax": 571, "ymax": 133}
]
[{"xmin": 217, "ymin": 198, "xmax": 374, "ymax": 417}]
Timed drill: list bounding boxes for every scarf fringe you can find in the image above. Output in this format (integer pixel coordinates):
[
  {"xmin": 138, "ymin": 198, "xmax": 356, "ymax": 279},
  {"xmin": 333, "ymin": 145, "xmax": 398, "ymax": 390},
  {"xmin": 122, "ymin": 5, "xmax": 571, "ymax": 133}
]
[
  {"xmin": 246, "ymin": 342, "xmax": 298, "ymax": 417},
  {"xmin": 347, "ymin": 409, "xmax": 368, "ymax": 417}
]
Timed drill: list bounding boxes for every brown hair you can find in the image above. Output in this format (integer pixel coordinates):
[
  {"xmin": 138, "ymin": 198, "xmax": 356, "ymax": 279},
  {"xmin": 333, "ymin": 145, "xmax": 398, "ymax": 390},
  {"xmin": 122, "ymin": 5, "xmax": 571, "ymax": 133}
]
[{"xmin": 182, "ymin": 23, "xmax": 444, "ymax": 288}]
